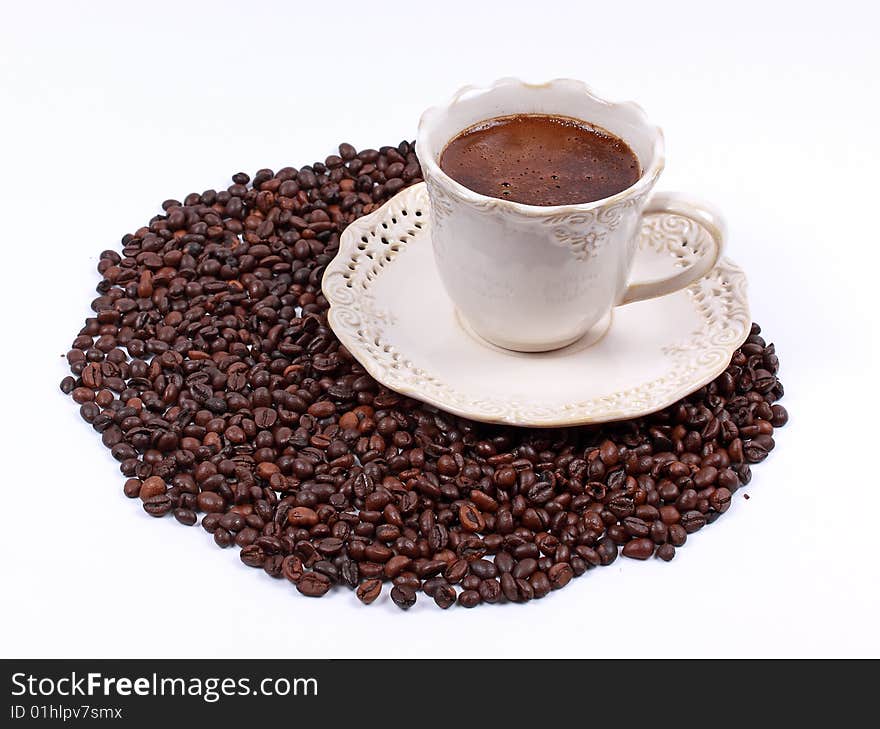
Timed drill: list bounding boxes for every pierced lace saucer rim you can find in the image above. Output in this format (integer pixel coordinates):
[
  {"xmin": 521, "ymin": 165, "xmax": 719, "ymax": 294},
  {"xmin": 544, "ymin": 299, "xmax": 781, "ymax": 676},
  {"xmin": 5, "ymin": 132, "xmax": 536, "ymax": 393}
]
[{"xmin": 323, "ymin": 183, "xmax": 751, "ymax": 427}]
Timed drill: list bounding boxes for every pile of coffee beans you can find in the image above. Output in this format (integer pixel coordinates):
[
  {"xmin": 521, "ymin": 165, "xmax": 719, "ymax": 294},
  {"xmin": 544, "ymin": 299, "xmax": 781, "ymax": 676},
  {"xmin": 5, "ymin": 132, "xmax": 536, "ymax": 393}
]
[{"xmin": 60, "ymin": 140, "xmax": 787, "ymax": 609}]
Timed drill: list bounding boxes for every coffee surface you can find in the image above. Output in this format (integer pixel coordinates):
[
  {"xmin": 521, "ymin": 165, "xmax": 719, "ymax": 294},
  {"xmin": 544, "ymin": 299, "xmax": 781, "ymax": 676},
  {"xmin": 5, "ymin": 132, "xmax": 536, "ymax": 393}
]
[{"xmin": 439, "ymin": 114, "xmax": 641, "ymax": 206}]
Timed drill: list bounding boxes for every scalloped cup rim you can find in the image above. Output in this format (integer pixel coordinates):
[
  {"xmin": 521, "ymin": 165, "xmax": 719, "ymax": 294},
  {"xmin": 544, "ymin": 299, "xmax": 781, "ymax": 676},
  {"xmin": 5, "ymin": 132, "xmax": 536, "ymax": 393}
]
[{"xmin": 416, "ymin": 77, "xmax": 666, "ymax": 217}]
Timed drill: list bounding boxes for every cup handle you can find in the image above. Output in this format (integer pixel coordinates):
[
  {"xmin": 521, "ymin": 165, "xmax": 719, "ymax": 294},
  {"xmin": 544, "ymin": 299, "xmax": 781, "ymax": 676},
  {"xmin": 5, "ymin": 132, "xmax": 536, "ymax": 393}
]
[{"xmin": 620, "ymin": 191, "xmax": 726, "ymax": 305}]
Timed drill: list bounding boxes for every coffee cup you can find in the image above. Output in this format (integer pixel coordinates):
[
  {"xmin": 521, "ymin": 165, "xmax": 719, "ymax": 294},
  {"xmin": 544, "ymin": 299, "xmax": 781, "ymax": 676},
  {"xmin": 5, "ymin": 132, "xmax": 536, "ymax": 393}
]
[{"xmin": 416, "ymin": 77, "xmax": 725, "ymax": 352}]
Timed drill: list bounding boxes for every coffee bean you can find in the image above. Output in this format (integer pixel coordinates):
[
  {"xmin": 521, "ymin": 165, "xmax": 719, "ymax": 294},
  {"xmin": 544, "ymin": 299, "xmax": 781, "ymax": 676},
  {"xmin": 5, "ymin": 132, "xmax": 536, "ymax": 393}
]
[
  {"xmin": 384, "ymin": 555, "xmax": 412, "ymax": 579},
  {"xmin": 356, "ymin": 578, "xmax": 382, "ymax": 605},
  {"xmin": 469, "ymin": 559, "xmax": 498, "ymax": 579},
  {"xmin": 479, "ymin": 578, "xmax": 502, "ymax": 603},
  {"xmin": 668, "ymin": 524, "xmax": 688, "ymax": 547},
  {"xmin": 459, "ymin": 502, "xmax": 485, "ymax": 532},
  {"xmin": 288, "ymin": 507, "xmax": 319, "ymax": 527},
  {"xmin": 421, "ymin": 577, "xmax": 446, "ymax": 597},
  {"xmin": 443, "ymin": 558, "xmax": 468, "ymax": 584},
  {"xmin": 143, "ymin": 494, "xmax": 172, "ymax": 517},
  {"xmin": 622, "ymin": 538, "xmax": 654, "ymax": 560},
  {"xmin": 364, "ymin": 543, "xmax": 393, "ymax": 562},
  {"xmin": 512, "ymin": 558, "xmax": 538, "ymax": 580},
  {"xmin": 623, "ymin": 516, "xmax": 651, "ymax": 538},
  {"xmin": 314, "ymin": 560, "xmax": 339, "ymax": 582},
  {"xmin": 596, "ymin": 539, "xmax": 618, "ymax": 566},
  {"xmin": 529, "ymin": 571, "xmax": 551, "ymax": 599},
  {"xmin": 122, "ymin": 478, "xmax": 141, "ymax": 499},
  {"xmin": 494, "ymin": 551, "xmax": 515, "ymax": 574},
  {"xmin": 281, "ymin": 555, "xmax": 304, "ymax": 584},
  {"xmin": 390, "ymin": 584, "xmax": 417, "ymax": 610},
  {"xmin": 240, "ymin": 545, "xmax": 265, "ymax": 568},
  {"xmin": 650, "ymin": 520, "xmax": 668, "ymax": 544},
  {"xmin": 339, "ymin": 559, "xmax": 359, "ymax": 588},
  {"xmin": 197, "ymin": 492, "xmax": 224, "ymax": 514},
  {"xmin": 297, "ymin": 572, "xmax": 331, "ymax": 597},
  {"xmin": 709, "ymin": 487, "xmax": 732, "ymax": 513},
  {"xmin": 433, "ymin": 584, "xmax": 457, "ymax": 609},
  {"xmin": 173, "ymin": 508, "xmax": 197, "ymax": 526},
  {"xmin": 548, "ymin": 562, "xmax": 573, "ymax": 589},
  {"xmin": 317, "ymin": 537, "xmax": 344, "ymax": 555},
  {"xmin": 771, "ymin": 404, "xmax": 789, "ymax": 427},
  {"xmin": 461, "ymin": 574, "xmax": 480, "ymax": 591},
  {"xmin": 139, "ymin": 476, "xmax": 166, "ymax": 501},
  {"xmin": 458, "ymin": 589, "xmax": 481, "ymax": 608},
  {"xmin": 264, "ymin": 554, "xmax": 285, "ymax": 578},
  {"xmin": 744, "ymin": 443, "xmax": 769, "ymax": 463},
  {"xmin": 680, "ymin": 511, "xmax": 707, "ymax": 533},
  {"xmin": 500, "ymin": 572, "xmax": 519, "ymax": 602},
  {"xmin": 394, "ymin": 572, "xmax": 420, "ymax": 590}
]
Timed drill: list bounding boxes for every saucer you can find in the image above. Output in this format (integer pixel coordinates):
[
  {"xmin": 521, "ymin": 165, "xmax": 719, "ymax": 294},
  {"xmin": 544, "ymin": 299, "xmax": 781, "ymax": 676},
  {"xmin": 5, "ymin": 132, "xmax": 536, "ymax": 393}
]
[{"xmin": 323, "ymin": 183, "xmax": 750, "ymax": 427}]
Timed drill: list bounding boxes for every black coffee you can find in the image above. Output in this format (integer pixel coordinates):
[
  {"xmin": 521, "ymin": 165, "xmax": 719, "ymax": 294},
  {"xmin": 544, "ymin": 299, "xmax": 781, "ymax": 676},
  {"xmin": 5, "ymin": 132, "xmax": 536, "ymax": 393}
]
[{"xmin": 439, "ymin": 113, "xmax": 641, "ymax": 206}]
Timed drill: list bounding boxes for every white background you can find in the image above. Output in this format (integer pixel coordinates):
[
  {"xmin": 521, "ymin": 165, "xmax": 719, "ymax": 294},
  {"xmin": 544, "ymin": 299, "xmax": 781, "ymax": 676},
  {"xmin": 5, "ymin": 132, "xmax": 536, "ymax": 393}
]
[{"xmin": 1, "ymin": 0, "xmax": 878, "ymax": 658}]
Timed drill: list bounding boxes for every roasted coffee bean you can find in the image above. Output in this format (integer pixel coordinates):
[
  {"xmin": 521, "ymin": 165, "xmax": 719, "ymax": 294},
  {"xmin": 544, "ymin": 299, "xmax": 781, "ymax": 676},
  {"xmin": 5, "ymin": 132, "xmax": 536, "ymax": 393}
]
[
  {"xmin": 297, "ymin": 572, "xmax": 331, "ymax": 597},
  {"xmin": 771, "ymin": 404, "xmax": 789, "ymax": 427},
  {"xmin": 288, "ymin": 507, "xmax": 319, "ymax": 527},
  {"xmin": 317, "ymin": 537, "xmax": 344, "ymax": 555},
  {"xmin": 744, "ymin": 443, "xmax": 769, "ymax": 463},
  {"xmin": 512, "ymin": 558, "xmax": 538, "ymax": 580},
  {"xmin": 197, "ymin": 491, "xmax": 225, "ymax": 514},
  {"xmin": 548, "ymin": 562, "xmax": 574, "ymax": 589},
  {"xmin": 384, "ymin": 555, "xmax": 412, "ymax": 579},
  {"xmin": 461, "ymin": 574, "xmax": 480, "ymax": 591},
  {"xmin": 173, "ymin": 508, "xmax": 197, "ymax": 526},
  {"xmin": 622, "ymin": 538, "xmax": 654, "ymax": 560},
  {"xmin": 668, "ymin": 524, "xmax": 688, "ymax": 547},
  {"xmin": 264, "ymin": 554, "xmax": 285, "ymax": 578},
  {"xmin": 139, "ymin": 476, "xmax": 167, "ymax": 501},
  {"xmin": 281, "ymin": 555, "xmax": 305, "ymax": 584},
  {"xmin": 500, "ymin": 572, "xmax": 519, "ymax": 602},
  {"xmin": 709, "ymin": 487, "xmax": 732, "ymax": 513},
  {"xmin": 339, "ymin": 559, "xmax": 359, "ymax": 588},
  {"xmin": 459, "ymin": 502, "xmax": 485, "ymax": 532},
  {"xmin": 314, "ymin": 560, "xmax": 339, "ymax": 582},
  {"xmin": 143, "ymin": 494, "xmax": 172, "ymax": 517},
  {"xmin": 650, "ymin": 520, "xmax": 668, "ymax": 544},
  {"xmin": 390, "ymin": 584, "xmax": 417, "ymax": 610},
  {"xmin": 596, "ymin": 539, "xmax": 618, "ymax": 566},
  {"xmin": 443, "ymin": 558, "xmax": 468, "ymax": 584},
  {"xmin": 394, "ymin": 572, "xmax": 420, "ymax": 590},
  {"xmin": 494, "ymin": 551, "xmax": 515, "ymax": 574},
  {"xmin": 61, "ymin": 141, "xmax": 786, "ymax": 611},
  {"xmin": 529, "ymin": 571, "xmax": 551, "ymax": 599},
  {"xmin": 469, "ymin": 559, "xmax": 498, "ymax": 579},
  {"xmin": 479, "ymin": 578, "xmax": 502, "ymax": 603},
  {"xmin": 421, "ymin": 576, "xmax": 447, "ymax": 597},
  {"xmin": 356, "ymin": 578, "xmax": 382, "ymax": 605},
  {"xmin": 122, "ymin": 478, "xmax": 141, "ymax": 499},
  {"xmin": 433, "ymin": 584, "xmax": 457, "ymax": 609},
  {"xmin": 623, "ymin": 516, "xmax": 651, "ymax": 538},
  {"xmin": 240, "ymin": 544, "xmax": 265, "ymax": 568},
  {"xmin": 680, "ymin": 511, "xmax": 708, "ymax": 533}
]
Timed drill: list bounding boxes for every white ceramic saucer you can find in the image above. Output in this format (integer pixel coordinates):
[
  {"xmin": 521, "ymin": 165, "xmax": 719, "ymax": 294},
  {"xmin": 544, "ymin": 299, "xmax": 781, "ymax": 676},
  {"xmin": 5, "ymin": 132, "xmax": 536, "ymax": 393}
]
[{"xmin": 323, "ymin": 183, "xmax": 750, "ymax": 427}]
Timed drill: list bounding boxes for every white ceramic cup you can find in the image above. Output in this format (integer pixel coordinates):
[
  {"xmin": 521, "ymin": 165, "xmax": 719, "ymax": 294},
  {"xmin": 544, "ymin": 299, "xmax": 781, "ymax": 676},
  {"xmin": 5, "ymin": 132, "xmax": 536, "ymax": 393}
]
[{"xmin": 416, "ymin": 78, "xmax": 725, "ymax": 352}]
